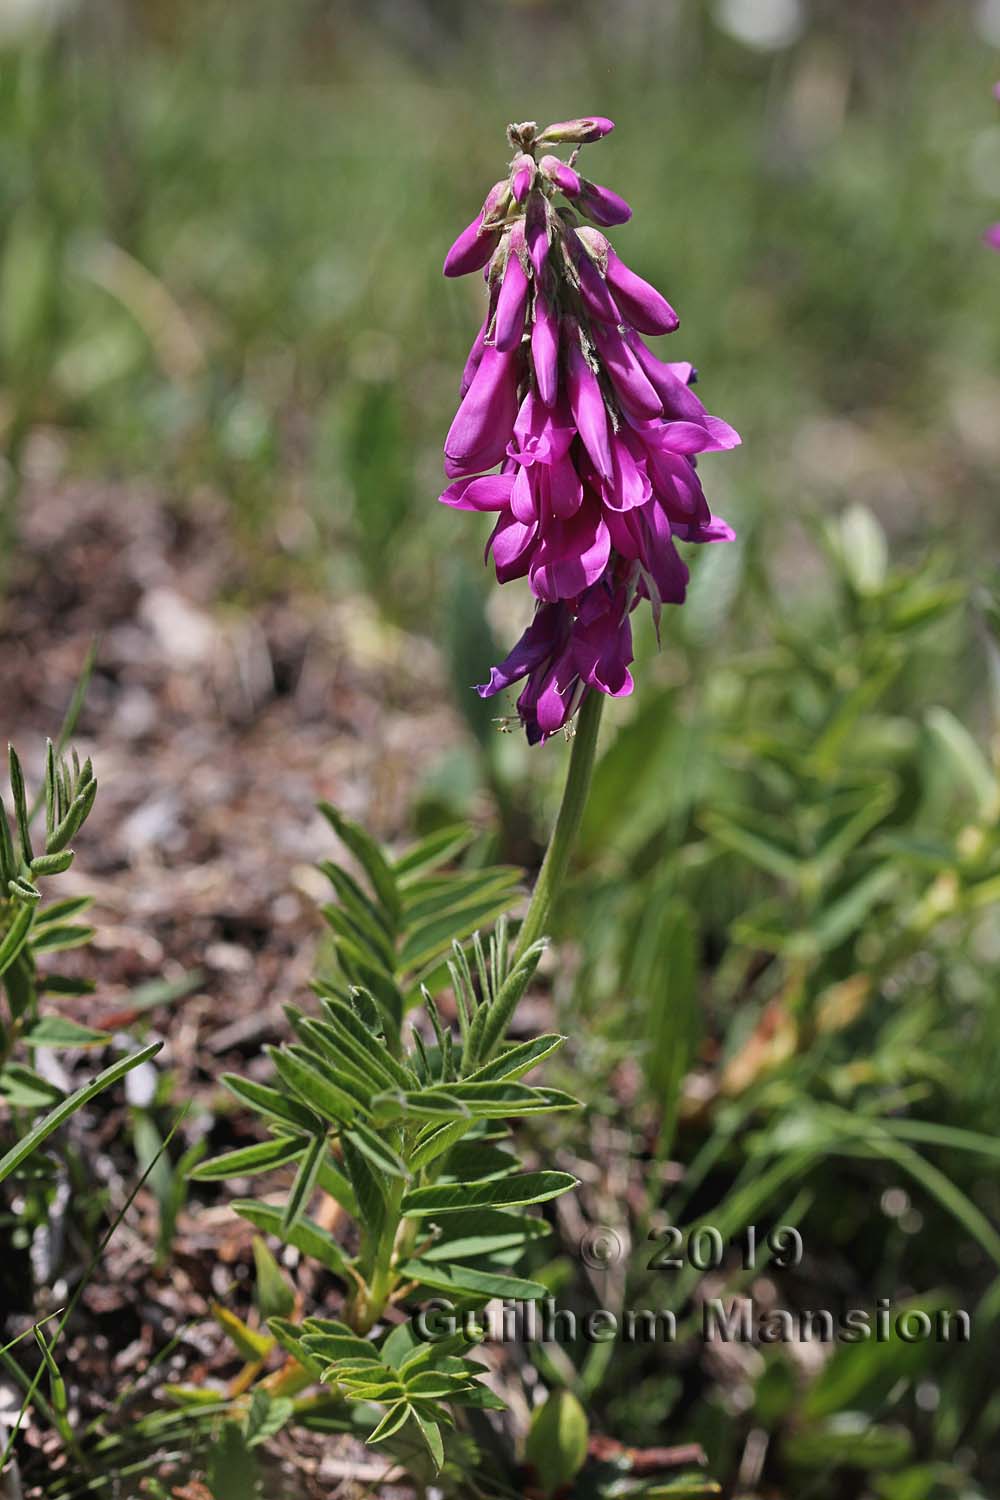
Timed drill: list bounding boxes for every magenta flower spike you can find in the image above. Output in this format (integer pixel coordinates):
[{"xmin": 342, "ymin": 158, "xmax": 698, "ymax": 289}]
[{"xmin": 440, "ymin": 116, "xmax": 740, "ymax": 741}]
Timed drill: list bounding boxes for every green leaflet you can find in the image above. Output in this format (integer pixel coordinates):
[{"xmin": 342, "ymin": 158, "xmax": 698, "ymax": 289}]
[
  {"xmin": 318, "ymin": 803, "xmax": 401, "ymax": 929},
  {"xmin": 401, "ymin": 1171, "xmax": 577, "ymax": 1216},
  {"xmin": 396, "ymin": 1258, "xmax": 548, "ymax": 1302},
  {"xmin": 268, "ymin": 1046, "xmax": 361, "ymax": 1124},
  {"xmin": 189, "ymin": 1135, "xmax": 308, "ymax": 1181},
  {"xmin": 233, "ymin": 1201, "xmax": 354, "ymax": 1280}
]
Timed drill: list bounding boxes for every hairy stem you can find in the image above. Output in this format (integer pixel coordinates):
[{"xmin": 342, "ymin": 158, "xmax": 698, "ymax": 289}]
[{"xmin": 513, "ymin": 689, "xmax": 604, "ymax": 963}]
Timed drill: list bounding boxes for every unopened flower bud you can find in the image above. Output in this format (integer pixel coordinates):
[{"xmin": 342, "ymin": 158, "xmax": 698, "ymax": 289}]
[
  {"xmin": 493, "ymin": 227, "xmax": 531, "ymax": 352},
  {"xmin": 443, "ymin": 211, "xmax": 501, "ymax": 277},
  {"xmin": 536, "ymin": 116, "xmax": 615, "ymax": 145},
  {"xmin": 511, "ymin": 154, "xmax": 536, "ymax": 203},
  {"xmin": 539, "ymin": 154, "xmax": 582, "ymax": 198},
  {"xmin": 564, "ymin": 326, "xmax": 612, "ymax": 481},
  {"xmin": 530, "ymin": 289, "xmax": 560, "ymax": 407},
  {"xmin": 564, "ymin": 229, "xmax": 619, "ymax": 325},
  {"xmin": 444, "ymin": 344, "xmax": 521, "ymax": 477},
  {"xmin": 577, "ymin": 176, "xmax": 632, "ymax": 227},
  {"xmin": 525, "ymin": 191, "xmax": 550, "ymax": 281},
  {"xmin": 481, "ymin": 178, "xmax": 513, "ymax": 227},
  {"xmin": 604, "ymin": 247, "xmax": 678, "ymax": 334}
]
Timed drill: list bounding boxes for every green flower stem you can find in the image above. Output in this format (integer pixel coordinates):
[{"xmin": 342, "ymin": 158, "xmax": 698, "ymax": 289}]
[{"xmin": 513, "ymin": 689, "xmax": 604, "ymax": 963}]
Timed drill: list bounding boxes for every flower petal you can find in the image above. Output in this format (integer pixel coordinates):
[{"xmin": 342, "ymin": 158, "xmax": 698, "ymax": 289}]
[
  {"xmin": 494, "ymin": 248, "xmax": 530, "ymax": 352},
  {"xmin": 444, "ymin": 211, "xmax": 501, "ymax": 278},
  {"xmin": 605, "ymin": 249, "xmax": 679, "ymax": 334},
  {"xmin": 566, "ymin": 339, "xmax": 613, "ymax": 481},
  {"xmin": 444, "ymin": 345, "xmax": 520, "ymax": 477}
]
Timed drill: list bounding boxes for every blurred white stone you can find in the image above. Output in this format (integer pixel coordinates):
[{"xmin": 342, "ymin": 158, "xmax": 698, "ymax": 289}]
[
  {"xmin": 140, "ymin": 586, "xmax": 219, "ymax": 666},
  {"xmin": 0, "ymin": 0, "xmax": 74, "ymax": 44},
  {"xmin": 975, "ymin": 0, "xmax": 1000, "ymax": 47},
  {"xmin": 713, "ymin": 0, "xmax": 803, "ymax": 51}
]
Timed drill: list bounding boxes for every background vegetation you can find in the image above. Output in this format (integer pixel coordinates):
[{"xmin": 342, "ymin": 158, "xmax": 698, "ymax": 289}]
[{"xmin": 1, "ymin": 1, "xmax": 1000, "ymax": 1496}]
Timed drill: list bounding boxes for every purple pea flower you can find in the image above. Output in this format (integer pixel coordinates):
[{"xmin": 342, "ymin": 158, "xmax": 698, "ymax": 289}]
[
  {"xmin": 539, "ymin": 155, "xmax": 582, "ymax": 198},
  {"xmin": 440, "ymin": 116, "xmax": 740, "ymax": 741},
  {"xmin": 541, "ymin": 155, "xmax": 631, "ymax": 226},
  {"xmin": 478, "ymin": 580, "xmax": 634, "ymax": 743},
  {"xmin": 603, "ymin": 245, "xmax": 679, "ymax": 335},
  {"xmin": 494, "ymin": 229, "xmax": 531, "ymax": 351},
  {"xmin": 565, "ymin": 333, "xmax": 613, "ymax": 482},
  {"xmin": 531, "ymin": 288, "xmax": 560, "ymax": 406},
  {"xmin": 577, "ymin": 177, "xmax": 632, "ymax": 227},
  {"xmin": 511, "ymin": 154, "xmax": 536, "ymax": 203},
  {"xmin": 444, "ymin": 344, "xmax": 521, "ymax": 477}
]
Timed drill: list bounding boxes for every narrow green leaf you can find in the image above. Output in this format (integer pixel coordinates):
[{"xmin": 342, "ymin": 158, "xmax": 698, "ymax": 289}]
[
  {"xmin": 282, "ymin": 1134, "xmax": 327, "ymax": 1232},
  {"xmin": 222, "ymin": 1073, "xmax": 321, "ymax": 1133},
  {"xmin": 343, "ymin": 1120, "xmax": 410, "ymax": 1180},
  {"xmin": 8, "ymin": 747, "xmax": 32, "ymax": 864},
  {"xmin": 700, "ymin": 806, "xmax": 802, "ymax": 883},
  {"xmin": 318, "ymin": 804, "xmax": 400, "ymax": 928},
  {"xmin": 340, "ymin": 1134, "xmax": 386, "ymax": 1242},
  {"xmin": 0, "ymin": 903, "xmax": 34, "ymax": 977},
  {"xmin": 244, "ymin": 1388, "xmax": 294, "ymax": 1447},
  {"xmin": 233, "ymin": 1201, "xmax": 354, "ymax": 1279},
  {"xmin": 189, "ymin": 1136, "xmax": 308, "ymax": 1182},
  {"xmin": 425, "ymin": 1081, "xmax": 578, "ymax": 1118},
  {"xmin": 28, "ymin": 923, "xmax": 95, "ymax": 954},
  {"xmin": 464, "ymin": 1034, "xmax": 565, "ymax": 1084},
  {"xmin": 44, "ymin": 741, "xmax": 56, "ymax": 841},
  {"xmin": 402, "ymin": 1171, "xmax": 576, "ymax": 1216},
  {"xmin": 397, "ymin": 1258, "xmax": 547, "ymax": 1301},
  {"xmin": 45, "ymin": 778, "xmax": 97, "ymax": 856},
  {"xmin": 32, "ymin": 895, "xmax": 93, "ymax": 927},
  {"xmin": 393, "ymin": 825, "xmax": 475, "ymax": 881},
  {"xmin": 400, "ymin": 868, "xmax": 521, "ymax": 925},
  {"xmin": 0, "ymin": 1042, "xmax": 162, "ymax": 1184},
  {"xmin": 412, "ymin": 1408, "xmax": 444, "ymax": 1469},
  {"xmin": 23, "ymin": 1016, "xmax": 109, "ymax": 1048},
  {"xmin": 465, "ymin": 940, "xmax": 546, "ymax": 1067},
  {"xmin": 252, "ymin": 1237, "xmax": 296, "ymax": 1320},
  {"xmin": 301, "ymin": 1317, "xmax": 383, "ymax": 1367},
  {"xmin": 7, "ymin": 877, "xmax": 41, "ymax": 904},
  {"xmin": 269, "ymin": 1046, "xmax": 360, "ymax": 1124},
  {"xmin": 925, "ymin": 706, "xmax": 996, "ymax": 816},
  {"xmin": 266, "ymin": 1317, "xmax": 323, "ymax": 1377},
  {"xmin": 366, "ymin": 1401, "xmax": 412, "ymax": 1444},
  {"xmin": 398, "ymin": 891, "xmax": 522, "ymax": 977},
  {"xmin": 0, "ymin": 798, "xmax": 16, "ymax": 883},
  {"xmin": 0, "ymin": 1062, "xmax": 64, "ymax": 1108},
  {"xmin": 371, "ymin": 1088, "xmax": 470, "ymax": 1123},
  {"xmin": 419, "ymin": 1208, "xmax": 552, "ymax": 1261},
  {"xmin": 316, "ymin": 1156, "xmax": 360, "ymax": 1217},
  {"xmin": 317, "ymin": 998, "xmax": 414, "ymax": 1092}
]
